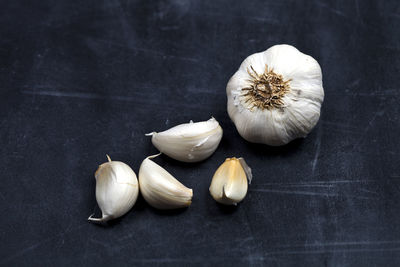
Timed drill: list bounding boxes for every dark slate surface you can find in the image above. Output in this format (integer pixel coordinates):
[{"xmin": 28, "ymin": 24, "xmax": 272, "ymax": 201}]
[{"xmin": 1, "ymin": 0, "xmax": 399, "ymax": 266}]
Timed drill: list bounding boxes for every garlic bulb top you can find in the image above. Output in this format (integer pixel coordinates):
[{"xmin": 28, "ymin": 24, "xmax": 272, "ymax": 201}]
[
  {"xmin": 88, "ymin": 155, "xmax": 139, "ymax": 223},
  {"xmin": 227, "ymin": 44, "xmax": 324, "ymax": 146},
  {"xmin": 146, "ymin": 117, "xmax": 223, "ymax": 162}
]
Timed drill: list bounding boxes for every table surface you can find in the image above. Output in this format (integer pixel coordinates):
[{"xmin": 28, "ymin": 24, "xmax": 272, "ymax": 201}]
[{"xmin": 1, "ymin": 0, "xmax": 399, "ymax": 266}]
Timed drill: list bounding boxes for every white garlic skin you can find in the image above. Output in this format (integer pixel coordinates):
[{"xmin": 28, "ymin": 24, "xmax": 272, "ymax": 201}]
[
  {"xmin": 147, "ymin": 117, "xmax": 223, "ymax": 162},
  {"xmin": 139, "ymin": 155, "xmax": 193, "ymax": 209},
  {"xmin": 227, "ymin": 44, "xmax": 324, "ymax": 146},
  {"xmin": 209, "ymin": 157, "xmax": 252, "ymax": 205},
  {"xmin": 88, "ymin": 156, "xmax": 139, "ymax": 223}
]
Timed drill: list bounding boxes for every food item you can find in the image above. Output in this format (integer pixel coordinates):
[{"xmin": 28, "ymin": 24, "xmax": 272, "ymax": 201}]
[
  {"xmin": 226, "ymin": 44, "xmax": 324, "ymax": 146},
  {"xmin": 209, "ymin": 157, "xmax": 252, "ymax": 205},
  {"xmin": 146, "ymin": 117, "xmax": 223, "ymax": 162},
  {"xmin": 88, "ymin": 155, "xmax": 139, "ymax": 223},
  {"xmin": 139, "ymin": 153, "xmax": 193, "ymax": 209}
]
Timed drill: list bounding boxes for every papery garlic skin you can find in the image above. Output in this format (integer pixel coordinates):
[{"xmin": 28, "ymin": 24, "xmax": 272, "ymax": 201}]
[
  {"xmin": 88, "ymin": 156, "xmax": 139, "ymax": 223},
  {"xmin": 227, "ymin": 44, "xmax": 324, "ymax": 146},
  {"xmin": 139, "ymin": 154, "xmax": 193, "ymax": 209},
  {"xmin": 146, "ymin": 117, "xmax": 223, "ymax": 162},
  {"xmin": 209, "ymin": 157, "xmax": 252, "ymax": 205}
]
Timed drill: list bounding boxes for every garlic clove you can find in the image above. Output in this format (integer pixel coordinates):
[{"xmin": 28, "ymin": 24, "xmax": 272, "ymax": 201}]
[
  {"xmin": 139, "ymin": 153, "xmax": 193, "ymax": 209},
  {"xmin": 88, "ymin": 155, "xmax": 139, "ymax": 223},
  {"xmin": 209, "ymin": 157, "xmax": 252, "ymax": 205},
  {"xmin": 146, "ymin": 117, "xmax": 223, "ymax": 162}
]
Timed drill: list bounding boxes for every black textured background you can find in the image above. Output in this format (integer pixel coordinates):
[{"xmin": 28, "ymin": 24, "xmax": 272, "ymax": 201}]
[{"xmin": 1, "ymin": 0, "xmax": 399, "ymax": 266}]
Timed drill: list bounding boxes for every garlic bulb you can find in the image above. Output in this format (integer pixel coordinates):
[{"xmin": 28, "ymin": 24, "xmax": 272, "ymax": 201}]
[
  {"xmin": 139, "ymin": 154, "xmax": 193, "ymax": 209},
  {"xmin": 88, "ymin": 155, "xmax": 139, "ymax": 223},
  {"xmin": 209, "ymin": 157, "xmax": 252, "ymax": 205},
  {"xmin": 226, "ymin": 44, "xmax": 324, "ymax": 146},
  {"xmin": 146, "ymin": 117, "xmax": 223, "ymax": 162}
]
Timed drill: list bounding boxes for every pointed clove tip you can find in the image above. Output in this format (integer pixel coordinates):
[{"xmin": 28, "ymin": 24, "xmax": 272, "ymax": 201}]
[
  {"xmin": 88, "ymin": 214, "xmax": 111, "ymax": 224},
  {"xmin": 87, "ymin": 214, "xmax": 103, "ymax": 223},
  {"xmin": 146, "ymin": 152, "xmax": 162, "ymax": 160}
]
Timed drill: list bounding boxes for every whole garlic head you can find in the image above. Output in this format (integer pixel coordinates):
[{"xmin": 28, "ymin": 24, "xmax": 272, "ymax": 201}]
[
  {"xmin": 88, "ymin": 155, "xmax": 139, "ymax": 223},
  {"xmin": 227, "ymin": 44, "xmax": 324, "ymax": 146},
  {"xmin": 146, "ymin": 117, "xmax": 223, "ymax": 162}
]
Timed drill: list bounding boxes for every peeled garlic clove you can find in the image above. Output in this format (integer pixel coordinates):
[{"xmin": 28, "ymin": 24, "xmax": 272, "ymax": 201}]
[
  {"xmin": 88, "ymin": 155, "xmax": 139, "ymax": 223},
  {"xmin": 139, "ymin": 154, "xmax": 193, "ymax": 209},
  {"xmin": 209, "ymin": 157, "xmax": 252, "ymax": 205},
  {"xmin": 226, "ymin": 44, "xmax": 324, "ymax": 146},
  {"xmin": 146, "ymin": 117, "xmax": 223, "ymax": 162}
]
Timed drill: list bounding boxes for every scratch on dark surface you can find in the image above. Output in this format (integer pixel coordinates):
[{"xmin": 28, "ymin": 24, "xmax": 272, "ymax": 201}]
[
  {"xmin": 251, "ymin": 187, "xmax": 372, "ymax": 200},
  {"xmin": 256, "ymin": 179, "xmax": 374, "ymax": 186},
  {"xmin": 22, "ymin": 90, "xmax": 113, "ymax": 100},
  {"xmin": 193, "ymin": 10, "xmax": 280, "ymax": 24},
  {"xmin": 92, "ymin": 256, "xmax": 266, "ymax": 263},
  {"xmin": 82, "ymin": 238, "xmax": 90, "ymax": 261},
  {"xmin": 21, "ymin": 89, "xmax": 225, "ymax": 112},
  {"xmin": 250, "ymin": 188, "xmax": 338, "ymax": 197},
  {"xmin": 321, "ymin": 120, "xmax": 362, "ymax": 134},
  {"xmin": 109, "ymin": 0, "xmax": 136, "ymax": 49},
  {"xmin": 359, "ymin": 188, "xmax": 379, "ymax": 195},
  {"xmin": 322, "ymin": 120, "xmax": 357, "ymax": 128},
  {"xmin": 321, "ymin": 127, "xmax": 361, "ymax": 135},
  {"xmin": 186, "ymin": 236, "xmax": 255, "ymax": 252},
  {"xmin": 276, "ymin": 240, "xmax": 400, "ymax": 248},
  {"xmin": 237, "ymin": 236, "xmax": 255, "ymax": 247},
  {"xmin": 311, "ymin": 126, "xmax": 322, "ymax": 175},
  {"xmin": 354, "ymin": 0, "xmax": 363, "ymax": 25},
  {"xmin": 1, "ymin": 224, "xmax": 86, "ymax": 265},
  {"xmin": 347, "ymin": 78, "xmax": 361, "ymax": 89},
  {"xmin": 89, "ymin": 37, "xmax": 200, "ymax": 63},
  {"xmin": 0, "ymin": 242, "xmax": 44, "ymax": 265},
  {"xmin": 283, "ymin": 184, "xmax": 333, "ymax": 188},
  {"xmin": 89, "ymin": 238, "xmax": 115, "ymax": 249},
  {"xmin": 352, "ymin": 105, "xmax": 386, "ymax": 152},
  {"xmin": 350, "ymin": 89, "xmax": 399, "ymax": 96},
  {"xmin": 126, "ymin": 258, "xmax": 195, "ymax": 263},
  {"xmin": 242, "ymin": 209, "xmax": 259, "ymax": 264},
  {"xmin": 252, "ymin": 177, "xmax": 386, "ymax": 199},
  {"xmin": 267, "ymin": 247, "xmax": 400, "ymax": 255},
  {"xmin": 93, "ymin": 1, "xmax": 198, "ymax": 63},
  {"xmin": 315, "ymin": 1, "xmax": 348, "ymax": 18},
  {"xmin": 160, "ymin": 25, "xmax": 181, "ymax": 31},
  {"xmin": 267, "ymin": 240, "xmax": 400, "ymax": 255},
  {"xmin": 132, "ymin": 46, "xmax": 199, "ymax": 62},
  {"xmin": 33, "ymin": 49, "xmax": 48, "ymax": 71}
]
